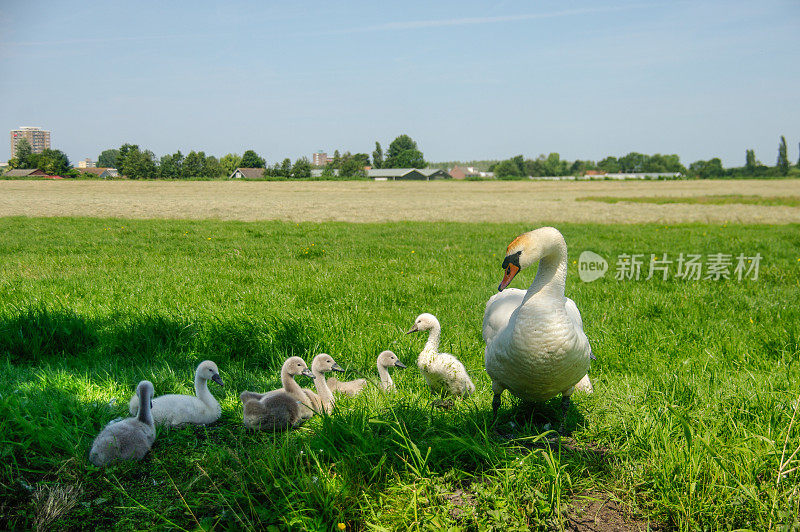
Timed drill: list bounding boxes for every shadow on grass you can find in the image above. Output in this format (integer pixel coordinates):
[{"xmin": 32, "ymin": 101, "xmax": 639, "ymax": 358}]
[{"xmin": 0, "ymin": 306, "xmax": 321, "ymax": 370}]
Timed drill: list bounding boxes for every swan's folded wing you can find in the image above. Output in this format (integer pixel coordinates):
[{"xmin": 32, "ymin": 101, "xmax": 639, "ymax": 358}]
[
  {"xmin": 565, "ymin": 297, "xmax": 595, "ymax": 359},
  {"xmin": 564, "ymin": 297, "xmax": 584, "ymax": 330},
  {"xmin": 483, "ymin": 288, "xmax": 525, "ymax": 345}
]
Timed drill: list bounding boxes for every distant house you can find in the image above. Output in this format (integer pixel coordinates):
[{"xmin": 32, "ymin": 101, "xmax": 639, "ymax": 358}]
[
  {"xmin": 584, "ymin": 170, "xmax": 607, "ymax": 177},
  {"xmin": 449, "ymin": 165, "xmax": 493, "ymax": 179},
  {"xmin": 79, "ymin": 167, "xmax": 119, "ymax": 179},
  {"xmin": 3, "ymin": 168, "xmax": 55, "ymax": 178},
  {"xmin": 367, "ymin": 168, "xmax": 450, "ymax": 181},
  {"xmin": 229, "ymin": 167, "xmax": 265, "ymax": 179},
  {"xmin": 449, "ymin": 165, "xmax": 475, "ymax": 179}
]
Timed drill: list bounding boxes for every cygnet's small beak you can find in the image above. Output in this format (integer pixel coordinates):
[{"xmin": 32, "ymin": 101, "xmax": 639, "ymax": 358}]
[
  {"xmin": 406, "ymin": 325, "xmax": 418, "ymax": 334},
  {"xmin": 211, "ymin": 374, "xmax": 224, "ymax": 386},
  {"xmin": 301, "ymin": 368, "xmax": 314, "ymax": 378},
  {"xmin": 394, "ymin": 360, "xmax": 407, "ymax": 369},
  {"xmin": 331, "ymin": 363, "xmax": 345, "ymax": 373}
]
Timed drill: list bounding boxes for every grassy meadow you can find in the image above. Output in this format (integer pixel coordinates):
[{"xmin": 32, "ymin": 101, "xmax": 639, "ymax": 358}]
[{"xmin": 1, "ymin": 217, "xmax": 799, "ymax": 530}]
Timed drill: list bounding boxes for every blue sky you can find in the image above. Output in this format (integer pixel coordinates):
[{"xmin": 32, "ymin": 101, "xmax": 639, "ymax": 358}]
[{"xmin": 1, "ymin": 0, "xmax": 798, "ymax": 167}]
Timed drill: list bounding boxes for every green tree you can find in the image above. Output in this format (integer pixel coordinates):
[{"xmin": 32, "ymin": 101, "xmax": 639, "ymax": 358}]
[
  {"xmin": 597, "ymin": 156, "xmax": 621, "ymax": 173},
  {"xmin": 182, "ymin": 151, "xmax": 204, "ymax": 178},
  {"xmin": 372, "ymin": 142, "xmax": 383, "ymax": 169},
  {"xmin": 117, "ymin": 144, "xmax": 139, "ymax": 176},
  {"xmin": 291, "ymin": 157, "xmax": 312, "ymax": 178},
  {"xmin": 339, "ymin": 153, "xmax": 367, "ymax": 178},
  {"xmin": 280, "ymin": 158, "xmax": 292, "ymax": 177},
  {"xmin": 97, "ymin": 149, "xmax": 120, "ymax": 168},
  {"xmin": 204, "ymin": 155, "xmax": 223, "ymax": 178},
  {"xmin": 777, "ymin": 136, "xmax": 789, "ymax": 176},
  {"xmin": 240, "ymin": 149, "xmax": 265, "ymax": 168},
  {"xmin": 495, "ymin": 159, "xmax": 524, "ymax": 179},
  {"xmin": 745, "ymin": 149, "xmax": 756, "ymax": 172},
  {"xmin": 37, "ymin": 149, "xmax": 71, "ymax": 175},
  {"xmin": 689, "ymin": 158, "xmax": 724, "ymax": 179},
  {"xmin": 12, "ymin": 138, "xmax": 34, "ymax": 168},
  {"xmin": 159, "ymin": 151, "xmax": 183, "ymax": 179},
  {"xmin": 321, "ymin": 165, "xmax": 336, "ymax": 179},
  {"xmin": 570, "ymin": 159, "xmax": 596, "ymax": 175},
  {"xmin": 331, "ymin": 150, "xmax": 341, "ymax": 169},
  {"xmin": 120, "ymin": 147, "xmax": 157, "ymax": 179},
  {"xmin": 542, "ymin": 153, "xmax": 569, "ymax": 176},
  {"xmin": 219, "ymin": 153, "xmax": 242, "ymax": 176},
  {"xmin": 618, "ymin": 152, "xmax": 647, "ymax": 173},
  {"xmin": 385, "ymin": 134, "xmax": 425, "ymax": 168}
]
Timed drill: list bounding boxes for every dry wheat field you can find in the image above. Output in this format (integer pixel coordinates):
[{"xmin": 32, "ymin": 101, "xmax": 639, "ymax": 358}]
[{"xmin": 2, "ymin": 178, "xmax": 799, "ymax": 224}]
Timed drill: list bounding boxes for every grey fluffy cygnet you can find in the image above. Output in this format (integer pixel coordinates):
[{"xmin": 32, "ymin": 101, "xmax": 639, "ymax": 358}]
[
  {"xmin": 90, "ymin": 381, "xmax": 156, "ymax": 467},
  {"xmin": 327, "ymin": 350, "xmax": 407, "ymax": 395},
  {"xmin": 241, "ymin": 356, "xmax": 313, "ymax": 431}
]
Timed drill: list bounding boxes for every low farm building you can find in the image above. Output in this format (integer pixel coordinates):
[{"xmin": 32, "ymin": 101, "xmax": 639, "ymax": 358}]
[
  {"xmin": 229, "ymin": 167, "xmax": 265, "ymax": 179},
  {"xmin": 78, "ymin": 167, "xmax": 120, "ymax": 178},
  {"xmin": 368, "ymin": 168, "xmax": 450, "ymax": 181}
]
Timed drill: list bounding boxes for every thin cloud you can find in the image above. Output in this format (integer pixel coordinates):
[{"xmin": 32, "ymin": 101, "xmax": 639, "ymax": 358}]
[{"xmin": 326, "ymin": 4, "xmax": 654, "ymax": 34}]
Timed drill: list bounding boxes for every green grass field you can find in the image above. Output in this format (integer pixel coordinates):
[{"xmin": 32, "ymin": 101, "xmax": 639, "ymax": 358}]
[{"xmin": 1, "ymin": 217, "xmax": 799, "ymax": 530}]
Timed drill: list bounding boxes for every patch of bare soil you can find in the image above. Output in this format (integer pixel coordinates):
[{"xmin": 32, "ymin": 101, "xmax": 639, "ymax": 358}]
[
  {"xmin": 563, "ymin": 492, "xmax": 664, "ymax": 532},
  {"xmin": 441, "ymin": 487, "xmax": 478, "ymax": 520},
  {"xmin": 1, "ymin": 179, "xmax": 799, "ymax": 224}
]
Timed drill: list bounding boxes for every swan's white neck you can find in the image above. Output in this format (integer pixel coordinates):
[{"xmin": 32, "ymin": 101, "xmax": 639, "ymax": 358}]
[
  {"xmin": 194, "ymin": 370, "xmax": 215, "ymax": 407},
  {"xmin": 525, "ymin": 238, "xmax": 568, "ymax": 301},
  {"xmin": 419, "ymin": 325, "xmax": 441, "ymax": 367},
  {"xmin": 377, "ymin": 362, "xmax": 393, "ymax": 389},
  {"xmin": 313, "ymin": 367, "xmax": 335, "ymax": 411}
]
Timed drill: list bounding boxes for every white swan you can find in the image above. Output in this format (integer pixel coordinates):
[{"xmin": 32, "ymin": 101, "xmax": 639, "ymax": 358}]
[
  {"xmin": 128, "ymin": 360, "xmax": 224, "ymax": 427},
  {"xmin": 327, "ymin": 350, "xmax": 407, "ymax": 395},
  {"xmin": 407, "ymin": 314, "xmax": 475, "ymax": 398},
  {"xmin": 301, "ymin": 353, "xmax": 344, "ymax": 415},
  {"xmin": 240, "ymin": 356, "xmax": 315, "ymax": 428},
  {"xmin": 90, "ymin": 381, "xmax": 156, "ymax": 466},
  {"xmin": 483, "ymin": 226, "xmax": 593, "ymax": 423}
]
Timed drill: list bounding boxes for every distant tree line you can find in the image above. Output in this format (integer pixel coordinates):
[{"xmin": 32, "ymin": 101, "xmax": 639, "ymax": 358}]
[
  {"xmin": 484, "ymin": 136, "xmax": 799, "ymax": 180},
  {"xmin": 82, "ymin": 134, "xmax": 427, "ymax": 180},
  {"xmin": 6, "ymin": 132, "xmax": 797, "ymax": 180}
]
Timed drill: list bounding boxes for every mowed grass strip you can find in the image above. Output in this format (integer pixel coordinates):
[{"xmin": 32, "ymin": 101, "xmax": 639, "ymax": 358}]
[
  {"xmin": 579, "ymin": 194, "xmax": 800, "ymax": 207},
  {"xmin": 1, "ymin": 217, "xmax": 799, "ymax": 530}
]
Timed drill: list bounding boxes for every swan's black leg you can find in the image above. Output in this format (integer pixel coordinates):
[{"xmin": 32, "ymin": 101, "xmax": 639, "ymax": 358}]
[
  {"xmin": 558, "ymin": 395, "xmax": 571, "ymax": 434},
  {"xmin": 492, "ymin": 393, "xmax": 502, "ymax": 419}
]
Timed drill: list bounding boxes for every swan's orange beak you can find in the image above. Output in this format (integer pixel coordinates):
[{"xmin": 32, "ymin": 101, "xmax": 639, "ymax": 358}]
[{"xmin": 498, "ymin": 263, "xmax": 519, "ymax": 292}]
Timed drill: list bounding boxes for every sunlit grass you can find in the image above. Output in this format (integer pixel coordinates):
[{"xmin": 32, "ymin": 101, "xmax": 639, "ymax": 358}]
[{"xmin": 1, "ymin": 217, "xmax": 799, "ymax": 530}]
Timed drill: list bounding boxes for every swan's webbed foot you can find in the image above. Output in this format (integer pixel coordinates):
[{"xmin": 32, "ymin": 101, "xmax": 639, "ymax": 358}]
[
  {"xmin": 432, "ymin": 398, "xmax": 454, "ymax": 410},
  {"xmin": 558, "ymin": 395, "xmax": 571, "ymax": 434}
]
